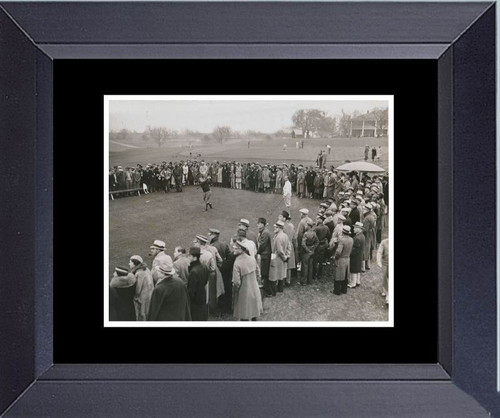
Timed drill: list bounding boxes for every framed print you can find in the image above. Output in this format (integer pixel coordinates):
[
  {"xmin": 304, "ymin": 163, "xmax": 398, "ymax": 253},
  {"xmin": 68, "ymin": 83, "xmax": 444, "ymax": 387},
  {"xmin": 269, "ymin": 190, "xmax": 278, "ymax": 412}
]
[{"xmin": 0, "ymin": 2, "xmax": 496, "ymax": 416}]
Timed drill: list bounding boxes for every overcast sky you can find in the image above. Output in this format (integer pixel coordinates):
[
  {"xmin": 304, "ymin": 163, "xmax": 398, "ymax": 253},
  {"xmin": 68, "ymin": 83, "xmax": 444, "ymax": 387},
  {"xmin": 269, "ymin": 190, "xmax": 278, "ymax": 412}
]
[{"xmin": 109, "ymin": 98, "xmax": 389, "ymax": 133}]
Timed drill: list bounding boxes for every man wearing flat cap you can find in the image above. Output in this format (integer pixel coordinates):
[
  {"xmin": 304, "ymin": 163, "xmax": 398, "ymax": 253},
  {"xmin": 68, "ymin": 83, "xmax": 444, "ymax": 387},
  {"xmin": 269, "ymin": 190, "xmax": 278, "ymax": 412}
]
[
  {"xmin": 149, "ymin": 240, "xmax": 174, "ymax": 286},
  {"xmin": 238, "ymin": 218, "xmax": 258, "ymax": 249},
  {"xmin": 331, "ymin": 225, "xmax": 353, "ymax": 295},
  {"xmin": 128, "ymin": 255, "xmax": 154, "ymax": 321},
  {"xmin": 268, "ymin": 220, "xmax": 290, "ymax": 295}
]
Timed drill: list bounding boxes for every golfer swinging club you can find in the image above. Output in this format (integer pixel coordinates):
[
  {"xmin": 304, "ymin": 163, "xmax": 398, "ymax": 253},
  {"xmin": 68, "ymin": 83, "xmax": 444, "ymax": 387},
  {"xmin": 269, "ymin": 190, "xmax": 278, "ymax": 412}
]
[{"xmin": 199, "ymin": 175, "xmax": 213, "ymax": 212}]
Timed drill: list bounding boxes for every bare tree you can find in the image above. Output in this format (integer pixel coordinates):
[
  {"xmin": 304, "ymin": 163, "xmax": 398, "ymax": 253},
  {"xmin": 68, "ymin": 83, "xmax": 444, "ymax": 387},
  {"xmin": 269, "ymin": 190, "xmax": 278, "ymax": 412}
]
[
  {"xmin": 212, "ymin": 126, "xmax": 232, "ymax": 143},
  {"xmin": 145, "ymin": 126, "xmax": 171, "ymax": 147}
]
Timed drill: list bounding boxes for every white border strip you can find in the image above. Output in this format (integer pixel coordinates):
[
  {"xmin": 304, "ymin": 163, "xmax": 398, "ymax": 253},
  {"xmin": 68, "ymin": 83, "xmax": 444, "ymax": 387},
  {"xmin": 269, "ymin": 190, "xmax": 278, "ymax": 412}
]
[{"xmin": 104, "ymin": 95, "xmax": 394, "ymax": 328}]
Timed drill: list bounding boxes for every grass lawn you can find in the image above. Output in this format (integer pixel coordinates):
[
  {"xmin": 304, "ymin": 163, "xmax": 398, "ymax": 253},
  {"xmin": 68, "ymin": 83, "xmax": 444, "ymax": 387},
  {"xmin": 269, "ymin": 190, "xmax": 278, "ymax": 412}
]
[
  {"xmin": 110, "ymin": 136, "xmax": 389, "ymax": 171},
  {"xmin": 109, "ymin": 186, "xmax": 389, "ymax": 322}
]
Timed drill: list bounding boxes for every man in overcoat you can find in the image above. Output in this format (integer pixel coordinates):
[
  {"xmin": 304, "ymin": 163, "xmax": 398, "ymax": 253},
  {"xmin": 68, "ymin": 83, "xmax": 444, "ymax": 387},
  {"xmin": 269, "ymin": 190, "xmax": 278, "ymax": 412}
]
[
  {"xmin": 209, "ymin": 228, "xmax": 232, "ymax": 313},
  {"xmin": 257, "ymin": 218, "xmax": 272, "ymax": 290},
  {"xmin": 313, "ymin": 216, "xmax": 330, "ymax": 280},
  {"xmin": 349, "ymin": 222, "xmax": 366, "ymax": 288},
  {"xmin": 268, "ymin": 220, "xmax": 290, "ymax": 295},
  {"xmin": 362, "ymin": 203, "xmax": 377, "ymax": 271},
  {"xmin": 331, "ymin": 225, "xmax": 353, "ymax": 295},
  {"xmin": 186, "ymin": 247, "xmax": 209, "ymax": 321},
  {"xmin": 295, "ymin": 208, "xmax": 312, "ymax": 263},
  {"xmin": 147, "ymin": 262, "xmax": 191, "ymax": 321},
  {"xmin": 301, "ymin": 220, "xmax": 319, "ymax": 285}
]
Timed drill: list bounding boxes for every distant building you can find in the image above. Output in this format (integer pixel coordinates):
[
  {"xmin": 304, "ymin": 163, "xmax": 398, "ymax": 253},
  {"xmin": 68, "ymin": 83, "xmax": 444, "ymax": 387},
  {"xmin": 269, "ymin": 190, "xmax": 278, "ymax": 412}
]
[
  {"xmin": 291, "ymin": 128, "xmax": 303, "ymax": 139},
  {"xmin": 349, "ymin": 112, "xmax": 388, "ymax": 137}
]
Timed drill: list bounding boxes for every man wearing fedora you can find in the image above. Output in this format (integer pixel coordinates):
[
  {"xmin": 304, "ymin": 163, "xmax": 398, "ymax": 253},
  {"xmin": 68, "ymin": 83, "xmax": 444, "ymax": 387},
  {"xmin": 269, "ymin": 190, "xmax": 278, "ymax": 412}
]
[
  {"xmin": 147, "ymin": 260, "xmax": 191, "ymax": 321},
  {"xmin": 331, "ymin": 225, "xmax": 354, "ymax": 295}
]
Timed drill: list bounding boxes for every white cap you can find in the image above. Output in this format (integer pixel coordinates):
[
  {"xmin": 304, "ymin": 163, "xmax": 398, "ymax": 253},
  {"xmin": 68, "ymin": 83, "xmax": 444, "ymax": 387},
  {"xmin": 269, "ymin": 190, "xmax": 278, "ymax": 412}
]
[
  {"xmin": 299, "ymin": 208, "xmax": 309, "ymax": 215},
  {"xmin": 150, "ymin": 240, "xmax": 166, "ymax": 250},
  {"xmin": 239, "ymin": 218, "xmax": 250, "ymax": 227},
  {"xmin": 130, "ymin": 255, "xmax": 143, "ymax": 263}
]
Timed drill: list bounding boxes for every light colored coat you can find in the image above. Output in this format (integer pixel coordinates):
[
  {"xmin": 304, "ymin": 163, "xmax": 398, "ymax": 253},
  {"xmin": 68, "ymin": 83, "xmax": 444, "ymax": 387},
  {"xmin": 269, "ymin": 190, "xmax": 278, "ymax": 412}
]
[
  {"xmin": 133, "ymin": 267, "xmax": 154, "ymax": 321},
  {"xmin": 363, "ymin": 211, "xmax": 377, "ymax": 260},
  {"xmin": 232, "ymin": 253, "xmax": 263, "ymax": 320},
  {"xmin": 334, "ymin": 234, "xmax": 353, "ymax": 281},
  {"xmin": 269, "ymin": 230, "xmax": 290, "ymax": 281},
  {"xmin": 283, "ymin": 221, "xmax": 296, "ymax": 269}
]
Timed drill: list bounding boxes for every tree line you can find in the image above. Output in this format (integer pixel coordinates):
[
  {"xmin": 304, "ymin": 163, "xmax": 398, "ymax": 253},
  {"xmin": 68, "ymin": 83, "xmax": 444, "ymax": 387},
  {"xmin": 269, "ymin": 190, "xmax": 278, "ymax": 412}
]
[{"xmin": 110, "ymin": 107, "xmax": 388, "ymax": 147}]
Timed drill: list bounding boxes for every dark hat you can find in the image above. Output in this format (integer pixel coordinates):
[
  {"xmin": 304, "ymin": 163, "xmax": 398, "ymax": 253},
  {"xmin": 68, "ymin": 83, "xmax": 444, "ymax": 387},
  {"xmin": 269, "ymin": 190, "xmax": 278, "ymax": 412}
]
[
  {"xmin": 189, "ymin": 247, "xmax": 201, "ymax": 257},
  {"xmin": 281, "ymin": 210, "xmax": 290, "ymax": 220},
  {"xmin": 114, "ymin": 266, "xmax": 129, "ymax": 276},
  {"xmin": 258, "ymin": 217, "xmax": 267, "ymax": 225}
]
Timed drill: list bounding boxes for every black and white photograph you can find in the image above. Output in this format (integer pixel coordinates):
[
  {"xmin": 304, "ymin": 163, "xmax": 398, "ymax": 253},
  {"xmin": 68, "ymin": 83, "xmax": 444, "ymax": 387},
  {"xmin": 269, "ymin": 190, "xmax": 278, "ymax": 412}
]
[{"xmin": 105, "ymin": 95, "xmax": 393, "ymax": 326}]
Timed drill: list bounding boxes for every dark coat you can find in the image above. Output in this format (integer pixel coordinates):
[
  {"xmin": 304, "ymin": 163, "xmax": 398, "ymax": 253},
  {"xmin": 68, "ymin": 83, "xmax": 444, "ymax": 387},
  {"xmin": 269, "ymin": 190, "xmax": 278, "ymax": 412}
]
[
  {"xmin": 187, "ymin": 260, "xmax": 209, "ymax": 306},
  {"xmin": 313, "ymin": 223, "xmax": 330, "ymax": 247},
  {"xmin": 257, "ymin": 228, "xmax": 272, "ymax": 259},
  {"xmin": 349, "ymin": 207, "xmax": 361, "ymax": 225},
  {"xmin": 350, "ymin": 232, "xmax": 366, "ymax": 273},
  {"xmin": 110, "ymin": 285, "xmax": 136, "ymax": 321},
  {"xmin": 148, "ymin": 276, "xmax": 191, "ymax": 321}
]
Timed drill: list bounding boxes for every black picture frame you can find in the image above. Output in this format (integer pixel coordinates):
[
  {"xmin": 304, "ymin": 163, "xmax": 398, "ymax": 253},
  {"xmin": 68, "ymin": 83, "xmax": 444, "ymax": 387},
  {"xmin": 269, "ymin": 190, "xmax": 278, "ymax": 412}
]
[{"xmin": 0, "ymin": 2, "xmax": 496, "ymax": 416}]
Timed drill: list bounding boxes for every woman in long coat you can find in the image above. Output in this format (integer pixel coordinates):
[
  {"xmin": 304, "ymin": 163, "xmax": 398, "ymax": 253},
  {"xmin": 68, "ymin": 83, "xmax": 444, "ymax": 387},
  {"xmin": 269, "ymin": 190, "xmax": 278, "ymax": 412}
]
[
  {"xmin": 109, "ymin": 266, "xmax": 137, "ymax": 321},
  {"xmin": 232, "ymin": 241, "xmax": 263, "ymax": 321}
]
